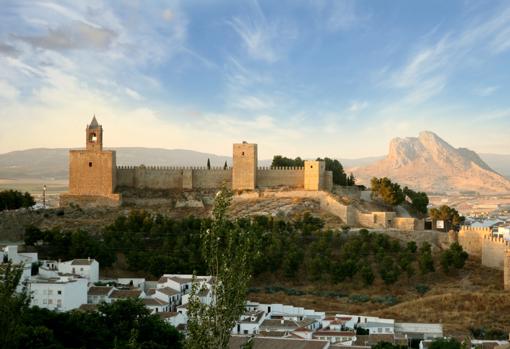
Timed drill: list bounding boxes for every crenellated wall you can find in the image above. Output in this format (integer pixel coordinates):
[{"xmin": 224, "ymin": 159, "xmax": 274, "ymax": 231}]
[
  {"xmin": 256, "ymin": 167, "xmax": 304, "ymax": 188},
  {"xmin": 481, "ymin": 235, "xmax": 510, "ymax": 270},
  {"xmin": 458, "ymin": 226, "xmax": 490, "ymax": 258},
  {"xmin": 192, "ymin": 169, "xmax": 232, "ymax": 188},
  {"xmin": 116, "ymin": 165, "xmax": 315, "ymax": 191}
]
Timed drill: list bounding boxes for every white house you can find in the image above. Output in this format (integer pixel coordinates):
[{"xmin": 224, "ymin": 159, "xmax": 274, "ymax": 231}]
[
  {"xmin": 232, "ymin": 310, "xmax": 266, "ymax": 335},
  {"xmin": 313, "ymin": 329, "xmax": 356, "ymax": 344},
  {"xmin": 154, "ymin": 287, "xmax": 181, "ymax": 310},
  {"xmin": 87, "ymin": 286, "xmax": 114, "ymax": 304},
  {"xmin": 1, "ymin": 245, "xmax": 38, "ymax": 291},
  {"xmin": 29, "ymin": 276, "xmax": 88, "ymax": 312},
  {"xmin": 158, "ymin": 311, "xmax": 187, "ymax": 329},
  {"xmin": 57, "ymin": 258, "xmax": 99, "ymax": 283},
  {"xmin": 143, "ymin": 297, "xmax": 169, "ymax": 313},
  {"xmin": 118, "ymin": 278, "xmax": 146, "ymax": 288},
  {"xmin": 109, "ymin": 289, "xmax": 145, "ymax": 301}
]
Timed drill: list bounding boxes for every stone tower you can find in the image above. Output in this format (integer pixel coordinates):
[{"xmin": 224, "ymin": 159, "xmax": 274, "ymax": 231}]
[
  {"xmin": 60, "ymin": 116, "xmax": 120, "ymax": 207},
  {"xmin": 304, "ymin": 160, "xmax": 325, "ymax": 191},
  {"xmin": 232, "ymin": 142, "xmax": 257, "ymax": 190},
  {"xmin": 505, "ymin": 249, "xmax": 510, "ymax": 291},
  {"xmin": 86, "ymin": 116, "xmax": 103, "ymax": 151}
]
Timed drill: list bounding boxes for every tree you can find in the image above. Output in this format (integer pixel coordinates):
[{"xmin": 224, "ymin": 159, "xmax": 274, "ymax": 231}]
[
  {"xmin": 0, "ymin": 262, "xmax": 30, "ymax": 347},
  {"xmin": 418, "ymin": 242, "xmax": 435, "ymax": 274},
  {"xmin": 403, "ymin": 187, "xmax": 429, "ymax": 214},
  {"xmin": 207, "ymin": 158, "xmax": 211, "ymax": 170},
  {"xmin": 186, "ymin": 186, "xmax": 253, "ymax": 349},
  {"xmin": 223, "ymin": 161, "xmax": 227, "ymax": 170},
  {"xmin": 440, "ymin": 242, "xmax": 468, "ymax": 272},
  {"xmin": 429, "ymin": 205, "xmax": 465, "ymax": 231},
  {"xmin": 271, "ymin": 156, "xmax": 304, "ymax": 168},
  {"xmin": 0, "ymin": 190, "xmax": 35, "ymax": 211},
  {"xmin": 370, "ymin": 177, "xmax": 405, "ymax": 206},
  {"xmin": 429, "ymin": 338, "xmax": 462, "ymax": 349},
  {"xmin": 360, "ymin": 265, "xmax": 375, "ymax": 286}
]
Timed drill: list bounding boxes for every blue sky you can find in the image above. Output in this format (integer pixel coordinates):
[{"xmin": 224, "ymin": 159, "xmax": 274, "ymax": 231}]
[{"xmin": 0, "ymin": 0, "xmax": 509, "ymax": 158}]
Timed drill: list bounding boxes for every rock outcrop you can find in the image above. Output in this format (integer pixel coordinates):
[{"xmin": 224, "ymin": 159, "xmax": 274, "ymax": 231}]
[{"xmin": 351, "ymin": 131, "xmax": 510, "ymax": 194}]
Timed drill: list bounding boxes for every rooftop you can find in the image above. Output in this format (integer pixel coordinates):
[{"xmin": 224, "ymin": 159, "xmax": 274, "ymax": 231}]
[
  {"xmin": 110, "ymin": 289, "xmax": 142, "ymax": 299},
  {"xmin": 88, "ymin": 286, "xmax": 113, "ymax": 296},
  {"xmin": 71, "ymin": 259, "xmax": 95, "ymax": 266}
]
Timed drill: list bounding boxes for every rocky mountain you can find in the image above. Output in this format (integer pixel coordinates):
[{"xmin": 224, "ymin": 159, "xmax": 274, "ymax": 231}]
[{"xmin": 351, "ymin": 131, "xmax": 510, "ymax": 194}]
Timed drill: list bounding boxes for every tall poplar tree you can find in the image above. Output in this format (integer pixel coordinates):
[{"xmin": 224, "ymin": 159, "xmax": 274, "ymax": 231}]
[{"xmin": 186, "ymin": 187, "xmax": 253, "ymax": 349}]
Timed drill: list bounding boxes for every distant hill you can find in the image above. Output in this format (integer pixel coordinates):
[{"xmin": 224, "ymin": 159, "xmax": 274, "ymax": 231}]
[
  {"xmin": 0, "ymin": 145, "xmax": 508, "ymax": 185},
  {"xmin": 0, "ymin": 148, "xmax": 232, "ymax": 180},
  {"xmin": 350, "ymin": 131, "xmax": 510, "ymax": 194}
]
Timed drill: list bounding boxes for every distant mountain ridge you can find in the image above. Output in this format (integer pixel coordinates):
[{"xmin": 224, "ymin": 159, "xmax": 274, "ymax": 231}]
[
  {"xmin": 350, "ymin": 131, "xmax": 510, "ymax": 194},
  {"xmin": 0, "ymin": 143, "xmax": 509, "ymax": 185}
]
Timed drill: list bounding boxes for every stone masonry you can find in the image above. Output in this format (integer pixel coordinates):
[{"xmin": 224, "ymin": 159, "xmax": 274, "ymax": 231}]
[{"xmin": 60, "ymin": 118, "xmax": 333, "ymax": 207}]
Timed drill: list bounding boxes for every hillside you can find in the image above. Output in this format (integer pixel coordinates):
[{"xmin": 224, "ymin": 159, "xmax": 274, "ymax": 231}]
[{"xmin": 351, "ymin": 131, "xmax": 510, "ymax": 194}]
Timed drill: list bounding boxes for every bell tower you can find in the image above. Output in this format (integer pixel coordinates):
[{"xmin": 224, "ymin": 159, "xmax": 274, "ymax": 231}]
[
  {"xmin": 60, "ymin": 116, "xmax": 120, "ymax": 207},
  {"xmin": 86, "ymin": 116, "xmax": 103, "ymax": 151}
]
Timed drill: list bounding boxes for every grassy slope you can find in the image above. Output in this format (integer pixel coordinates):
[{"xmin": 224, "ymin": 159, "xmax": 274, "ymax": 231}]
[{"xmin": 248, "ymin": 259, "xmax": 509, "ymax": 336}]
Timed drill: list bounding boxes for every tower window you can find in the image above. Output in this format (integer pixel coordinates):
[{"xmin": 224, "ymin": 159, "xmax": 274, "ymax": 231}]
[
  {"xmin": 89, "ymin": 162, "xmax": 92, "ymax": 167},
  {"xmin": 89, "ymin": 133, "xmax": 97, "ymax": 142},
  {"xmin": 242, "ymin": 152, "xmax": 245, "ymax": 156}
]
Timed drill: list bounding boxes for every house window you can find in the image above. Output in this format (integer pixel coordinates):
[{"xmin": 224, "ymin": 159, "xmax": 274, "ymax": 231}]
[
  {"xmin": 80, "ymin": 268, "xmax": 83, "ymax": 271},
  {"xmin": 58, "ymin": 291, "xmax": 62, "ymax": 295},
  {"xmin": 244, "ymin": 330, "xmax": 248, "ymax": 334},
  {"xmin": 43, "ymin": 299, "xmax": 47, "ymax": 304},
  {"xmin": 89, "ymin": 162, "xmax": 92, "ymax": 167},
  {"xmin": 48, "ymin": 299, "xmax": 53, "ymax": 305},
  {"xmin": 48, "ymin": 290, "xmax": 53, "ymax": 295},
  {"xmin": 57, "ymin": 299, "xmax": 62, "ymax": 306}
]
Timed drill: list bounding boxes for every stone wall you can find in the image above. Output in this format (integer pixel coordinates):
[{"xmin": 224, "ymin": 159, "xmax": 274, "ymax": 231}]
[
  {"xmin": 481, "ymin": 235, "xmax": 510, "ymax": 270},
  {"xmin": 393, "ymin": 217, "xmax": 425, "ymax": 231},
  {"xmin": 192, "ymin": 169, "xmax": 232, "ymax": 189},
  {"xmin": 117, "ymin": 166, "xmax": 184, "ymax": 189},
  {"xmin": 458, "ymin": 226, "xmax": 490, "ymax": 258},
  {"xmin": 256, "ymin": 167, "xmax": 304, "ymax": 188}
]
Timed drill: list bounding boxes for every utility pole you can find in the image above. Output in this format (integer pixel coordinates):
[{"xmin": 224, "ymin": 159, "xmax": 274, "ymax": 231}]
[{"xmin": 43, "ymin": 184, "xmax": 47, "ymax": 209}]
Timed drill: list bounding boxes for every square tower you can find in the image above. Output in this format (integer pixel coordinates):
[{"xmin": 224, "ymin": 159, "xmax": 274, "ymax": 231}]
[
  {"xmin": 61, "ymin": 116, "xmax": 120, "ymax": 207},
  {"xmin": 232, "ymin": 142, "xmax": 257, "ymax": 190},
  {"xmin": 304, "ymin": 160, "xmax": 325, "ymax": 191}
]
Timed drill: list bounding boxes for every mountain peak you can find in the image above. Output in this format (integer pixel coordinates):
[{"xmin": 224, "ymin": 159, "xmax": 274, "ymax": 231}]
[{"xmin": 353, "ymin": 131, "xmax": 510, "ymax": 194}]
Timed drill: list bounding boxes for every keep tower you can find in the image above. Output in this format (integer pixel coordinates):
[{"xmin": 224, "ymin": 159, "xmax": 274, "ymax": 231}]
[{"xmin": 60, "ymin": 116, "xmax": 121, "ymax": 207}]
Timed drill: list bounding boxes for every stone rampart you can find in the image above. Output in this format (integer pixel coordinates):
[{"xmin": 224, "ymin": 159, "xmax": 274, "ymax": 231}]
[
  {"xmin": 116, "ymin": 166, "xmax": 184, "ymax": 189},
  {"xmin": 458, "ymin": 226, "xmax": 490, "ymax": 258},
  {"xmin": 482, "ymin": 235, "xmax": 510, "ymax": 270},
  {"xmin": 192, "ymin": 169, "xmax": 232, "ymax": 189},
  {"xmin": 60, "ymin": 193, "xmax": 121, "ymax": 208},
  {"xmin": 393, "ymin": 217, "xmax": 425, "ymax": 231},
  {"xmin": 256, "ymin": 167, "xmax": 304, "ymax": 188}
]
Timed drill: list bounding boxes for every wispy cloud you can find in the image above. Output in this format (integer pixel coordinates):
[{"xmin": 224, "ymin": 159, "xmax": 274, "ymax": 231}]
[
  {"xmin": 227, "ymin": 1, "xmax": 297, "ymax": 63},
  {"xmin": 385, "ymin": 3, "xmax": 510, "ymax": 104},
  {"xmin": 348, "ymin": 100, "xmax": 368, "ymax": 113},
  {"xmin": 474, "ymin": 85, "xmax": 499, "ymax": 97}
]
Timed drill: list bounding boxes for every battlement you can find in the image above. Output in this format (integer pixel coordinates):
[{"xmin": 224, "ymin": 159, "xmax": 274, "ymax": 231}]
[
  {"xmin": 459, "ymin": 226, "xmax": 492, "ymax": 234},
  {"xmin": 117, "ymin": 165, "xmax": 231, "ymax": 171},
  {"xmin": 257, "ymin": 166, "xmax": 304, "ymax": 171},
  {"xmin": 483, "ymin": 234, "xmax": 510, "ymax": 248}
]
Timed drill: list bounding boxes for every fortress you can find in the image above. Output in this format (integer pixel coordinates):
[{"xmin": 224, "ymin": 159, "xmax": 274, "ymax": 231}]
[
  {"xmin": 453, "ymin": 226, "xmax": 510, "ymax": 290},
  {"xmin": 60, "ymin": 117, "xmax": 333, "ymax": 207}
]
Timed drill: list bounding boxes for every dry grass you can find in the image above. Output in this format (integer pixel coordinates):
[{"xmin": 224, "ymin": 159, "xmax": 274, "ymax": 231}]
[{"xmin": 248, "ymin": 259, "xmax": 509, "ymax": 336}]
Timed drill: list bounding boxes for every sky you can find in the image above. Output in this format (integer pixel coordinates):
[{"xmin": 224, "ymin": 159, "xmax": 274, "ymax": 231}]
[{"xmin": 1, "ymin": 0, "xmax": 510, "ymax": 159}]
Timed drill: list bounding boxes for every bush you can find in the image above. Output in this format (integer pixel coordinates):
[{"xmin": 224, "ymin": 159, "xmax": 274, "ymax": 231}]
[{"xmin": 0, "ymin": 190, "xmax": 35, "ymax": 211}]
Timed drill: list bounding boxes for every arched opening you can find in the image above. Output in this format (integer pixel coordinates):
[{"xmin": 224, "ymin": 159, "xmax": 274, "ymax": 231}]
[{"xmin": 89, "ymin": 133, "xmax": 97, "ymax": 142}]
